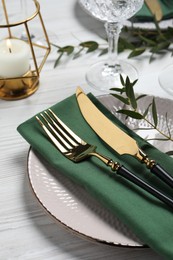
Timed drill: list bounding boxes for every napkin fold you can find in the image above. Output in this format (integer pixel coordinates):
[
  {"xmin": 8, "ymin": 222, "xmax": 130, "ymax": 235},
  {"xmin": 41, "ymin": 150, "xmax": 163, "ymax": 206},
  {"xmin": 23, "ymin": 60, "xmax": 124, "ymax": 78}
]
[
  {"xmin": 134, "ymin": 0, "xmax": 173, "ymax": 21},
  {"xmin": 17, "ymin": 93, "xmax": 173, "ymax": 259}
]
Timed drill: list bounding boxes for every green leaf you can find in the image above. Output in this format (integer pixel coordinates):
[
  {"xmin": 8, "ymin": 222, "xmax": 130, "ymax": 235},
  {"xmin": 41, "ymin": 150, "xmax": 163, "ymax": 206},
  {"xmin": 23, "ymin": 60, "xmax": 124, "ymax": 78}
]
[
  {"xmin": 129, "ymin": 88, "xmax": 137, "ymax": 110},
  {"xmin": 54, "ymin": 52, "xmax": 63, "ymax": 68},
  {"xmin": 128, "ymin": 48, "xmax": 146, "ymax": 58},
  {"xmin": 130, "ymin": 79, "xmax": 138, "ymax": 88},
  {"xmin": 118, "ymin": 37, "xmax": 135, "ymax": 53},
  {"xmin": 120, "ymin": 74, "xmax": 125, "ymax": 86},
  {"xmin": 117, "ymin": 109, "xmax": 143, "ymax": 119},
  {"xmin": 150, "ymin": 42, "xmax": 170, "ymax": 53},
  {"xmin": 125, "ymin": 76, "xmax": 131, "ymax": 97},
  {"xmin": 152, "ymin": 98, "xmax": 158, "ymax": 127},
  {"xmin": 139, "ymin": 35, "xmax": 156, "ymax": 46},
  {"xmin": 111, "ymin": 94, "xmax": 129, "ymax": 105},
  {"xmin": 136, "ymin": 94, "xmax": 147, "ymax": 101},
  {"xmin": 147, "ymin": 138, "xmax": 169, "ymax": 141},
  {"xmin": 134, "ymin": 127, "xmax": 154, "ymax": 131},
  {"xmin": 80, "ymin": 41, "xmax": 99, "ymax": 53},
  {"xmin": 143, "ymin": 103, "xmax": 152, "ymax": 118},
  {"xmin": 124, "ymin": 77, "xmax": 137, "ymax": 109},
  {"xmin": 110, "ymin": 87, "xmax": 125, "ymax": 94},
  {"xmin": 165, "ymin": 112, "xmax": 172, "ymax": 138},
  {"xmin": 58, "ymin": 45, "xmax": 74, "ymax": 55}
]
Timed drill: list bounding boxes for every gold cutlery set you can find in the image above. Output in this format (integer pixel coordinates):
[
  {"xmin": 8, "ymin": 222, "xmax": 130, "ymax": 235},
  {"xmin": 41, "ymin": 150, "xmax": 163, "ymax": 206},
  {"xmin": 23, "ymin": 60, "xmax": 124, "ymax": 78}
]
[{"xmin": 35, "ymin": 87, "xmax": 173, "ymax": 210}]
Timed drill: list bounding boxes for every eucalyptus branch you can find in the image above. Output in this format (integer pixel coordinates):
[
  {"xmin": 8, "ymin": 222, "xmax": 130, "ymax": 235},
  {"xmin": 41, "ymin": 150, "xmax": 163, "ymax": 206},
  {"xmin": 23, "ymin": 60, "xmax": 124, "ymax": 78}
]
[
  {"xmin": 111, "ymin": 75, "xmax": 173, "ymax": 142},
  {"xmin": 52, "ymin": 41, "xmax": 99, "ymax": 68},
  {"xmin": 52, "ymin": 18, "xmax": 173, "ymax": 68}
]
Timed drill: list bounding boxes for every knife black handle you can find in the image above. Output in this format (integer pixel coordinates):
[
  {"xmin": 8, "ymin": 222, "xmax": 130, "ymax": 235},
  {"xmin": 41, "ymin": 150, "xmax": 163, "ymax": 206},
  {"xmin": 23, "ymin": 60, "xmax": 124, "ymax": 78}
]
[
  {"xmin": 150, "ymin": 163, "xmax": 173, "ymax": 189},
  {"xmin": 117, "ymin": 165, "xmax": 173, "ymax": 210}
]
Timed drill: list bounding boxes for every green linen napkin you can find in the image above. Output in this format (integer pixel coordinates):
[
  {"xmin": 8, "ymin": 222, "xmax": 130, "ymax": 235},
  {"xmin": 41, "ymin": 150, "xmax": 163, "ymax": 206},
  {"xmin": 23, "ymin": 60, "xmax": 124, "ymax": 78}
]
[
  {"xmin": 134, "ymin": 0, "xmax": 173, "ymax": 21},
  {"xmin": 17, "ymin": 93, "xmax": 173, "ymax": 259}
]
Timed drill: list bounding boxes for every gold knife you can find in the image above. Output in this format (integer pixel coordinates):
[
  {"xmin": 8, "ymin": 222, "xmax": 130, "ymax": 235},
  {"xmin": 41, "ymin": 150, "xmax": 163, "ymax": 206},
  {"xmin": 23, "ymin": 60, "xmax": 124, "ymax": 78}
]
[
  {"xmin": 144, "ymin": 0, "xmax": 163, "ymax": 21},
  {"xmin": 76, "ymin": 87, "xmax": 173, "ymax": 189}
]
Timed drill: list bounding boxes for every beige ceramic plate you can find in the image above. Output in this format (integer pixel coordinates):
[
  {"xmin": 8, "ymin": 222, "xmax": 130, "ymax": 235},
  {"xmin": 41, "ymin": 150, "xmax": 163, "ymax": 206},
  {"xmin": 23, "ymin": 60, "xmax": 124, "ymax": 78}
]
[{"xmin": 27, "ymin": 94, "xmax": 173, "ymax": 247}]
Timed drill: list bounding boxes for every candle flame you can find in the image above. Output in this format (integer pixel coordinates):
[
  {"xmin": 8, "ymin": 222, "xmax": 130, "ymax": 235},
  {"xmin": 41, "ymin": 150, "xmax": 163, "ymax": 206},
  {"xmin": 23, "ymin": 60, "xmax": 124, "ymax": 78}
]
[{"xmin": 6, "ymin": 39, "xmax": 12, "ymax": 53}]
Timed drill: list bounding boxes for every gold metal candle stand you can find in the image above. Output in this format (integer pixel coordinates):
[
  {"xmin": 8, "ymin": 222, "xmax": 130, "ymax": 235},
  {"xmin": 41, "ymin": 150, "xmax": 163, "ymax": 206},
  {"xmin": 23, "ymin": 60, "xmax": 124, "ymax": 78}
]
[{"xmin": 0, "ymin": 0, "xmax": 51, "ymax": 100}]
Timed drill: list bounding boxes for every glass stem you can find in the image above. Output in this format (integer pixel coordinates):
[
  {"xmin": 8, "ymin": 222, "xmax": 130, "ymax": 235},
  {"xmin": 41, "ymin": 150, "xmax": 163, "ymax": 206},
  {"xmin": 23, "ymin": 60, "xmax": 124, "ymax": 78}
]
[{"xmin": 104, "ymin": 22, "xmax": 123, "ymax": 68}]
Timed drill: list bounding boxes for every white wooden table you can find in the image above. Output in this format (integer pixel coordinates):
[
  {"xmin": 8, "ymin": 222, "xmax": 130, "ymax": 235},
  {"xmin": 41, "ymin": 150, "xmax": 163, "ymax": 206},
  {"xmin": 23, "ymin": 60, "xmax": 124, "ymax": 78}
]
[{"xmin": 1, "ymin": 1, "xmax": 172, "ymax": 259}]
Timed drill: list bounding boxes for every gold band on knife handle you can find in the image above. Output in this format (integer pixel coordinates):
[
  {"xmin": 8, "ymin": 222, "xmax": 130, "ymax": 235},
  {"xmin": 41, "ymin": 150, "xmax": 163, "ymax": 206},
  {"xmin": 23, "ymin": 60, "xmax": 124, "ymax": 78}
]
[{"xmin": 136, "ymin": 149, "xmax": 156, "ymax": 169}]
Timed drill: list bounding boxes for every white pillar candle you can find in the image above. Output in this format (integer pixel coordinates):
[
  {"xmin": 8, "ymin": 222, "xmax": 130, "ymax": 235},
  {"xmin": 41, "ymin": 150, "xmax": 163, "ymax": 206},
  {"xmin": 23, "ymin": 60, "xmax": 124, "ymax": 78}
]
[{"xmin": 0, "ymin": 39, "xmax": 30, "ymax": 78}]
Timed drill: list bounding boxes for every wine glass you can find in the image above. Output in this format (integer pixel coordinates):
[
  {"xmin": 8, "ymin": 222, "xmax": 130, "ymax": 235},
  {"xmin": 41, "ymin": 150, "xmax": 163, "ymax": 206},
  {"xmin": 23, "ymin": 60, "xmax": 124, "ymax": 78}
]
[
  {"xmin": 159, "ymin": 64, "xmax": 173, "ymax": 95},
  {"xmin": 79, "ymin": 0, "xmax": 144, "ymax": 92}
]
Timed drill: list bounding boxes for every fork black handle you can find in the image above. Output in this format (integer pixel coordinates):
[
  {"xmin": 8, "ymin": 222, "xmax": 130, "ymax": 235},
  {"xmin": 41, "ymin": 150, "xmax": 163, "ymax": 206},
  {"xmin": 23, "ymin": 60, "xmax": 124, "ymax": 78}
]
[
  {"xmin": 117, "ymin": 165, "xmax": 173, "ymax": 210},
  {"xmin": 150, "ymin": 163, "xmax": 173, "ymax": 189}
]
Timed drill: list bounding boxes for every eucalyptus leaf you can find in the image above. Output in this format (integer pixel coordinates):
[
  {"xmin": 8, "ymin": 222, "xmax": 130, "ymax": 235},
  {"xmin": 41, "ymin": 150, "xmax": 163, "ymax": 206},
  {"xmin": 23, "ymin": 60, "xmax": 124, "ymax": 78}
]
[
  {"xmin": 143, "ymin": 103, "xmax": 152, "ymax": 118},
  {"xmin": 124, "ymin": 76, "xmax": 131, "ymax": 98},
  {"xmin": 136, "ymin": 94, "xmax": 147, "ymax": 101},
  {"xmin": 152, "ymin": 98, "xmax": 158, "ymax": 127},
  {"xmin": 134, "ymin": 127, "xmax": 154, "ymax": 130},
  {"xmin": 139, "ymin": 35, "xmax": 156, "ymax": 46},
  {"xmin": 54, "ymin": 52, "xmax": 63, "ymax": 68},
  {"xmin": 147, "ymin": 138, "xmax": 169, "ymax": 141},
  {"xmin": 120, "ymin": 74, "xmax": 125, "ymax": 86},
  {"xmin": 165, "ymin": 112, "xmax": 172, "ymax": 138},
  {"xmin": 150, "ymin": 42, "xmax": 170, "ymax": 53},
  {"xmin": 118, "ymin": 37, "xmax": 135, "ymax": 53},
  {"xmin": 110, "ymin": 87, "xmax": 125, "ymax": 94},
  {"xmin": 128, "ymin": 48, "xmax": 146, "ymax": 58},
  {"xmin": 117, "ymin": 109, "xmax": 143, "ymax": 119},
  {"xmin": 80, "ymin": 41, "xmax": 99, "ymax": 53},
  {"xmin": 111, "ymin": 93, "xmax": 129, "ymax": 105},
  {"xmin": 123, "ymin": 76, "xmax": 137, "ymax": 109},
  {"xmin": 129, "ymin": 89, "xmax": 137, "ymax": 110},
  {"xmin": 130, "ymin": 79, "xmax": 138, "ymax": 88}
]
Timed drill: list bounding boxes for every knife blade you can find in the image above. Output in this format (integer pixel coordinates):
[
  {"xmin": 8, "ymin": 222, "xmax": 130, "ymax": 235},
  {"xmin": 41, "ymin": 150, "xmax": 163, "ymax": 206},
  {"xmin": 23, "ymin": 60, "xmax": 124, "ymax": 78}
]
[
  {"xmin": 144, "ymin": 0, "xmax": 163, "ymax": 21},
  {"xmin": 76, "ymin": 87, "xmax": 173, "ymax": 189}
]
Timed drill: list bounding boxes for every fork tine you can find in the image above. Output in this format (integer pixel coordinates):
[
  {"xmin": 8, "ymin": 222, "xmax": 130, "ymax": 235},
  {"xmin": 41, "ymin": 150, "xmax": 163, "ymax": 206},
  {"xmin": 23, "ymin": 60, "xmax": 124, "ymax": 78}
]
[
  {"xmin": 44, "ymin": 110, "xmax": 78, "ymax": 148},
  {"xmin": 41, "ymin": 113, "xmax": 74, "ymax": 151},
  {"xmin": 36, "ymin": 115, "xmax": 68, "ymax": 153},
  {"xmin": 48, "ymin": 109, "xmax": 85, "ymax": 145}
]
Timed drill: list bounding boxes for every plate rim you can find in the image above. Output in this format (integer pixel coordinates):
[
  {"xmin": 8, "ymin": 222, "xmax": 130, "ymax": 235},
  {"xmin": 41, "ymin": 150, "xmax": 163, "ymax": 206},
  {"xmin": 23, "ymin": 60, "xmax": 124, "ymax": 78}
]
[{"xmin": 27, "ymin": 146, "xmax": 146, "ymax": 248}]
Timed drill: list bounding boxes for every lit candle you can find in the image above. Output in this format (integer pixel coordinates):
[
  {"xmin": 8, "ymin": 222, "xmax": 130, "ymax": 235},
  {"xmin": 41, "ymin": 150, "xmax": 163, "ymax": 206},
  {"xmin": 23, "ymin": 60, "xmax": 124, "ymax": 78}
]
[{"xmin": 0, "ymin": 39, "xmax": 30, "ymax": 78}]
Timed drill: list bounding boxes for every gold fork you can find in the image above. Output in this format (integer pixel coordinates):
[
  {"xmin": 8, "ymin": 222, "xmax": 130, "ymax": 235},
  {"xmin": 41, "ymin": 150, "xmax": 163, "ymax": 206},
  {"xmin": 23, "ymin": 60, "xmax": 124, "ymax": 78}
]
[{"xmin": 36, "ymin": 109, "xmax": 173, "ymax": 210}]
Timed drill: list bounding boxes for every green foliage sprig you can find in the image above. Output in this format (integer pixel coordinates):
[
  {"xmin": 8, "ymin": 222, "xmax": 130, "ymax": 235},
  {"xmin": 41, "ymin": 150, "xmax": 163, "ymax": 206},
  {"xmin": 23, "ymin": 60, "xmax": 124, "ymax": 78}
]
[
  {"xmin": 127, "ymin": 20, "xmax": 173, "ymax": 62},
  {"xmin": 52, "ymin": 19, "xmax": 173, "ymax": 67},
  {"xmin": 52, "ymin": 41, "xmax": 99, "ymax": 68},
  {"xmin": 111, "ymin": 75, "xmax": 173, "ymax": 142}
]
